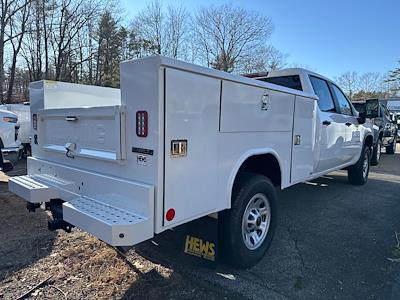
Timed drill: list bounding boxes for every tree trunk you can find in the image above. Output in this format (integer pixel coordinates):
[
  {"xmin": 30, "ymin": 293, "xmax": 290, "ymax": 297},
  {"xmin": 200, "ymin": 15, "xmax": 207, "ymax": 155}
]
[
  {"xmin": 0, "ymin": 25, "xmax": 5, "ymax": 103},
  {"xmin": 6, "ymin": 47, "xmax": 18, "ymax": 103}
]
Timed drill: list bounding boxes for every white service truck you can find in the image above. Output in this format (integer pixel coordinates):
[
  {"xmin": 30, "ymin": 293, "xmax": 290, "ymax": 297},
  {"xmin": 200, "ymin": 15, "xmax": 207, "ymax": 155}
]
[
  {"xmin": 0, "ymin": 108, "xmax": 22, "ymax": 169},
  {"xmin": 9, "ymin": 56, "xmax": 377, "ymax": 268},
  {"xmin": 0, "ymin": 103, "xmax": 31, "ymax": 155}
]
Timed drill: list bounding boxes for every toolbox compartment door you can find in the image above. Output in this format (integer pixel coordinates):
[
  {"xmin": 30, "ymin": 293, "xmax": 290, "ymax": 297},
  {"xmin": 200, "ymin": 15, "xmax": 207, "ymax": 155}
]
[{"xmin": 163, "ymin": 68, "xmax": 220, "ymax": 227}]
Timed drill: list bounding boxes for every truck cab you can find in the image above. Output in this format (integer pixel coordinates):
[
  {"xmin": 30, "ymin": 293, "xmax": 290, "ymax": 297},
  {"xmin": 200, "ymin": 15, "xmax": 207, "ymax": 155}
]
[{"xmin": 244, "ymin": 68, "xmax": 372, "ymax": 175}]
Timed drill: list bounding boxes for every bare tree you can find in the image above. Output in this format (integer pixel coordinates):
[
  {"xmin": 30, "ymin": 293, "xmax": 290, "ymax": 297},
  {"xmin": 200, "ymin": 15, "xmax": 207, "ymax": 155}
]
[
  {"xmin": 238, "ymin": 45, "xmax": 287, "ymax": 74},
  {"xmin": 0, "ymin": 0, "xmax": 31, "ymax": 102},
  {"xmin": 193, "ymin": 3, "xmax": 273, "ymax": 72},
  {"xmin": 358, "ymin": 72, "xmax": 382, "ymax": 93},
  {"xmin": 50, "ymin": 0, "xmax": 101, "ymax": 81},
  {"xmin": 164, "ymin": 5, "xmax": 187, "ymax": 58},
  {"xmin": 5, "ymin": 0, "xmax": 30, "ymax": 102},
  {"xmin": 133, "ymin": 0, "xmax": 163, "ymax": 55},
  {"xmin": 335, "ymin": 71, "xmax": 358, "ymax": 100},
  {"xmin": 131, "ymin": 0, "xmax": 188, "ymax": 59}
]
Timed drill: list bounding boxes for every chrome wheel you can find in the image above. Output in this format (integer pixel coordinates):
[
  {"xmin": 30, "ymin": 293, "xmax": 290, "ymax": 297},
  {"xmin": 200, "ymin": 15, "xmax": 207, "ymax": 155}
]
[
  {"xmin": 362, "ymin": 151, "xmax": 369, "ymax": 179},
  {"xmin": 242, "ymin": 193, "xmax": 271, "ymax": 250}
]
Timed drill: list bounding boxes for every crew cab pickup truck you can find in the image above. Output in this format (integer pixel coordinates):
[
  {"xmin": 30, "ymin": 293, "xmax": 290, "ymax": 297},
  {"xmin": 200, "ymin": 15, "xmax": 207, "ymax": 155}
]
[
  {"xmin": 8, "ymin": 56, "xmax": 376, "ymax": 268},
  {"xmin": 354, "ymin": 99, "xmax": 397, "ymax": 165}
]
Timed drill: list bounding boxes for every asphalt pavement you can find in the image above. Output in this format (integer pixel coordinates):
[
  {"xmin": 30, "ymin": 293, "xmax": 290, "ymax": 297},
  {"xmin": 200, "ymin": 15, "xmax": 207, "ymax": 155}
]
[
  {"xmin": 2, "ymin": 145, "xmax": 400, "ymax": 300},
  {"xmin": 138, "ymin": 144, "xmax": 400, "ymax": 299}
]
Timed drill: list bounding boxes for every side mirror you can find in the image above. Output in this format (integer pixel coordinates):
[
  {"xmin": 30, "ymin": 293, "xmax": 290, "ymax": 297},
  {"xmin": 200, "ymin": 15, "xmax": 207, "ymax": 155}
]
[
  {"xmin": 365, "ymin": 99, "xmax": 379, "ymax": 118},
  {"xmin": 357, "ymin": 112, "xmax": 366, "ymax": 124}
]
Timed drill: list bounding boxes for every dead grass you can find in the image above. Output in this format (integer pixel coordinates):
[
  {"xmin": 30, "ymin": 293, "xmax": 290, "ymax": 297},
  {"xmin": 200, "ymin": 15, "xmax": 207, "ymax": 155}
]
[{"xmin": 0, "ymin": 163, "xmax": 232, "ymax": 300}]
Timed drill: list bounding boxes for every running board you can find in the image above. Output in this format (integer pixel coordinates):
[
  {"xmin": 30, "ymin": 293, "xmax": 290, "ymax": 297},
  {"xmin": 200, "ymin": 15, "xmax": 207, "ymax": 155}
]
[
  {"xmin": 63, "ymin": 197, "xmax": 153, "ymax": 246},
  {"xmin": 9, "ymin": 175, "xmax": 60, "ymax": 203}
]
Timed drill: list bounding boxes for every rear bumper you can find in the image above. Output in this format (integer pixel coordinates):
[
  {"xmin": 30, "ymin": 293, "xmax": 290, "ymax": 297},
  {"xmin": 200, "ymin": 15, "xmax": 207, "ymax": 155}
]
[
  {"xmin": 8, "ymin": 157, "xmax": 155, "ymax": 246},
  {"xmin": 2, "ymin": 145, "xmax": 23, "ymax": 164}
]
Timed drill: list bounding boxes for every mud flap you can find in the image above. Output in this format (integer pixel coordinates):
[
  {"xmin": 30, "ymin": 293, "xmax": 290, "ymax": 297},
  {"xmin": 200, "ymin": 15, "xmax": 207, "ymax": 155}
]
[{"xmin": 183, "ymin": 215, "xmax": 218, "ymax": 268}]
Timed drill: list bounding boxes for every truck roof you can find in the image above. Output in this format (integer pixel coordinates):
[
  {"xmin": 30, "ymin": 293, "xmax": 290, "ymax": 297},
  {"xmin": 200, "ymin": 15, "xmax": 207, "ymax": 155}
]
[
  {"xmin": 124, "ymin": 55, "xmax": 318, "ymax": 100},
  {"xmin": 242, "ymin": 68, "xmax": 334, "ymax": 95}
]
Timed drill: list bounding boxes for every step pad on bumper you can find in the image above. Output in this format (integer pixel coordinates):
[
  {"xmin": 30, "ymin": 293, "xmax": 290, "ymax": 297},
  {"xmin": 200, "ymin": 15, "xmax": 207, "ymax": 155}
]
[
  {"xmin": 9, "ymin": 175, "xmax": 59, "ymax": 203},
  {"xmin": 63, "ymin": 197, "xmax": 152, "ymax": 246}
]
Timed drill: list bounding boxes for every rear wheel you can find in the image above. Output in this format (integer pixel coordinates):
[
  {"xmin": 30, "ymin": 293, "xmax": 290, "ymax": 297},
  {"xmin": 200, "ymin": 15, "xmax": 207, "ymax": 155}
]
[
  {"xmin": 348, "ymin": 146, "xmax": 370, "ymax": 185},
  {"xmin": 386, "ymin": 138, "xmax": 396, "ymax": 154},
  {"xmin": 371, "ymin": 139, "xmax": 381, "ymax": 166},
  {"xmin": 219, "ymin": 173, "xmax": 277, "ymax": 268}
]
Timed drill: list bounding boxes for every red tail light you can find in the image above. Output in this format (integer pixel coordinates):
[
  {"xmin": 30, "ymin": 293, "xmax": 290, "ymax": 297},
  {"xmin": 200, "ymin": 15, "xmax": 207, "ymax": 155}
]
[
  {"xmin": 136, "ymin": 111, "xmax": 148, "ymax": 137},
  {"xmin": 32, "ymin": 114, "xmax": 37, "ymax": 130}
]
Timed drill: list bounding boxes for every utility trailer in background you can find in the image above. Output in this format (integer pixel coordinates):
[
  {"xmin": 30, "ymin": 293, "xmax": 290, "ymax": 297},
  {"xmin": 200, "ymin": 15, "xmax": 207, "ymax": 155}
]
[{"xmin": 9, "ymin": 56, "xmax": 374, "ymax": 268}]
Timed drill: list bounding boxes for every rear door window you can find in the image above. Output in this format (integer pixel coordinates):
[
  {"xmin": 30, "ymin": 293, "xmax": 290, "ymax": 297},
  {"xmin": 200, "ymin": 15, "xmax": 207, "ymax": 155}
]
[
  {"xmin": 261, "ymin": 75, "xmax": 303, "ymax": 91},
  {"xmin": 331, "ymin": 84, "xmax": 353, "ymax": 116},
  {"xmin": 309, "ymin": 76, "xmax": 336, "ymax": 112}
]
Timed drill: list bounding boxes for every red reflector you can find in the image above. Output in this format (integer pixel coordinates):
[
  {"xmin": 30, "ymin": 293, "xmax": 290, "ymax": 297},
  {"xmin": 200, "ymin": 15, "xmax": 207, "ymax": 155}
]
[
  {"xmin": 166, "ymin": 208, "xmax": 175, "ymax": 221},
  {"xmin": 136, "ymin": 111, "xmax": 148, "ymax": 137},
  {"xmin": 32, "ymin": 114, "xmax": 37, "ymax": 130}
]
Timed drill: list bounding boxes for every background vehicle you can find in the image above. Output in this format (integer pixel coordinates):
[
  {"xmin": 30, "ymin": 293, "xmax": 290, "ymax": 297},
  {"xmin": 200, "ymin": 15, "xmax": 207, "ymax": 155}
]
[
  {"xmin": 8, "ymin": 57, "xmax": 375, "ymax": 268},
  {"xmin": 353, "ymin": 99, "xmax": 397, "ymax": 164},
  {"xmin": 0, "ymin": 103, "xmax": 31, "ymax": 156},
  {"xmin": 397, "ymin": 114, "xmax": 400, "ymax": 141},
  {"xmin": 382, "ymin": 99, "xmax": 400, "ymax": 142},
  {"xmin": 0, "ymin": 109, "xmax": 22, "ymax": 170}
]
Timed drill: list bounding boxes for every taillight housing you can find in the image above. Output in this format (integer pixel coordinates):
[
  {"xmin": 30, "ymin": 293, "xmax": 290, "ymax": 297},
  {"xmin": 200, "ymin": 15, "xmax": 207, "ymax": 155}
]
[
  {"xmin": 32, "ymin": 113, "xmax": 37, "ymax": 130},
  {"xmin": 136, "ymin": 111, "xmax": 148, "ymax": 137}
]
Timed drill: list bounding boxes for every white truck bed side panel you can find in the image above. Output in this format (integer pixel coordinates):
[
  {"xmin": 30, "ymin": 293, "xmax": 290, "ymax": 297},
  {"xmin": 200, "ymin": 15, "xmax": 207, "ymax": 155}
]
[
  {"xmin": 216, "ymin": 132, "xmax": 293, "ymax": 210},
  {"xmin": 120, "ymin": 58, "xmax": 164, "ymax": 232}
]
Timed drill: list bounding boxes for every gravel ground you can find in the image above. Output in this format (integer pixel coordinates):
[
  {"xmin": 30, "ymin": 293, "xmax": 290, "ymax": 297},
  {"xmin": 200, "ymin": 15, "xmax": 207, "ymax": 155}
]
[{"xmin": 1, "ymin": 145, "xmax": 400, "ymax": 299}]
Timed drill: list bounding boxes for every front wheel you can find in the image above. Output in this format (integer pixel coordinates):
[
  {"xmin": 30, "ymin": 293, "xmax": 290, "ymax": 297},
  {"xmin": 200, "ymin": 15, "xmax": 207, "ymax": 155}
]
[
  {"xmin": 386, "ymin": 138, "xmax": 397, "ymax": 154},
  {"xmin": 219, "ymin": 173, "xmax": 277, "ymax": 268},
  {"xmin": 348, "ymin": 146, "xmax": 370, "ymax": 185}
]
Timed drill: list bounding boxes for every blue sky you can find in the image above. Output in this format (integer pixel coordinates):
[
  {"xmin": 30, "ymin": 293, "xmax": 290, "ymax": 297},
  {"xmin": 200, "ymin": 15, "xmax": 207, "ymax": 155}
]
[{"xmin": 122, "ymin": 0, "xmax": 400, "ymax": 79}]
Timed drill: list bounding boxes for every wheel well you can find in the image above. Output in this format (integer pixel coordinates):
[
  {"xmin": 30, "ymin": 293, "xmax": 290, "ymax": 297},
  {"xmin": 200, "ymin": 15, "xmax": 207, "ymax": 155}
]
[
  {"xmin": 365, "ymin": 135, "xmax": 373, "ymax": 149},
  {"xmin": 235, "ymin": 154, "xmax": 281, "ymax": 188}
]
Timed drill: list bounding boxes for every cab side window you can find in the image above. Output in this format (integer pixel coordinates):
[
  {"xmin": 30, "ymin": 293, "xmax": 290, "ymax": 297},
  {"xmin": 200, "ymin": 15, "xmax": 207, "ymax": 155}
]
[
  {"xmin": 331, "ymin": 84, "xmax": 352, "ymax": 116},
  {"xmin": 383, "ymin": 105, "xmax": 391, "ymax": 121},
  {"xmin": 310, "ymin": 76, "xmax": 335, "ymax": 112}
]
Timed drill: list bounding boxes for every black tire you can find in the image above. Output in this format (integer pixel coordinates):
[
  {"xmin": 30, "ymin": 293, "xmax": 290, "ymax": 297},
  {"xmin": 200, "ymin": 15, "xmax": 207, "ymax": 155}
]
[
  {"xmin": 386, "ymin": 138, "xmax": 396, "ymax": 154},
  {"xmin": 219, "ymin": 173, "xmax": 277, "ymax": 268},
  {"xmin": 348, "ymin": 146, "xmax": 370, "ymax": 185},
  {"xmin": 370, "ymin": 139, "xmax": 381, "ymax": 166}
]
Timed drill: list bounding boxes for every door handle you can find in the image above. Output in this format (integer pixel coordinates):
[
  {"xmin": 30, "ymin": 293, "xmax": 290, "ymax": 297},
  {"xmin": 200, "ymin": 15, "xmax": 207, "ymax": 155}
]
[
  {"xmin": 345, "ymin": 122, "xmax": 352, "ymax": 127},
  {"xmin": 322, "ymin": 120, "xmax": 331, "ymax": 126}
]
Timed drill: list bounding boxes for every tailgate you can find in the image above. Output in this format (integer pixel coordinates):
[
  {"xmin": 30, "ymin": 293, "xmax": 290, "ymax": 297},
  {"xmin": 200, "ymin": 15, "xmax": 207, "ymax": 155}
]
[{"xmin": 38, "ymin": 105, "xmax": 126, "ymax": 162}]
